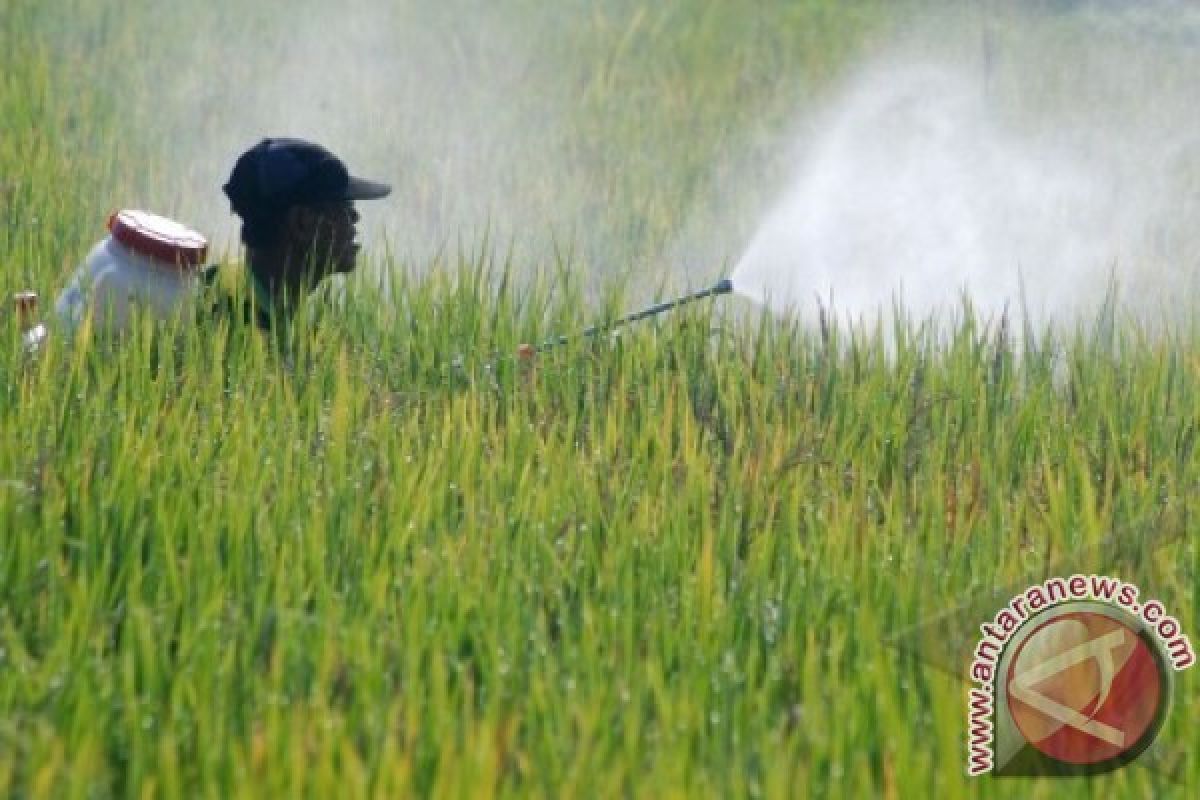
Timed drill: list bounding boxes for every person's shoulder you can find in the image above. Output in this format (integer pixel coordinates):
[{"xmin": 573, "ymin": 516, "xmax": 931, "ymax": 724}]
[
  {"xmin": 198, "ymin": 263, "xmax": 278, "ymax": 334},
  {"xmin": 195, "ymin": 263, "xmax": 248, "ymax": 322},
  {"xmin": 197, "ymin": 262, "xmax": 243, "ymax": 293}
]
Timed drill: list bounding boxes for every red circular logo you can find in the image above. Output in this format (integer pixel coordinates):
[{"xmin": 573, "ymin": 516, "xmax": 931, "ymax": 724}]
[{"xmin": 1006, "ymin": 610, "xmax": 1165, "ymax": 766}]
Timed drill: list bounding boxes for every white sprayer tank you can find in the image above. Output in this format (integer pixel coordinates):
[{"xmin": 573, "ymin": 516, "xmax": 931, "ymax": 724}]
[{"xmin": 55, "ymin": 210, "xmax": 209, "ymax": 334}]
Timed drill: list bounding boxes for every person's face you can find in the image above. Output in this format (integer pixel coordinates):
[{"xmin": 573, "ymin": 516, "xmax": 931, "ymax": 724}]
[{"xmin": 286, "ymin": 200, "xmax": 361, "ymax": 278}]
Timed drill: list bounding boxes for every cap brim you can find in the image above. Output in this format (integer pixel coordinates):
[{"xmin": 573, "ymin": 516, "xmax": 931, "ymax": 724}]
[{"xmin": 344, "ymin": 175, "xmax": 391, "ymax": 200}]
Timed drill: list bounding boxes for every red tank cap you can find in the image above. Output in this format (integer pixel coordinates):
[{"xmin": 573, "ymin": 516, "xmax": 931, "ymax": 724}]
[
  {"xmin": 12, "ymin": 292, "xmax": 38, "ymax": 330},
  {"xmin": 107, "ymin": 210, "xmax": 208, "ymax": 270},
  {"xmin": 12, "ymin": 291, "xmax": 38, "ymax": 314}
]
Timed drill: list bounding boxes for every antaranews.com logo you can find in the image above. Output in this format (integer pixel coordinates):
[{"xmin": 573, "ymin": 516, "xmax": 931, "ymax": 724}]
[{"xmin": 966, "ymin": 574, "xmax": 1195, "ymax": 777}]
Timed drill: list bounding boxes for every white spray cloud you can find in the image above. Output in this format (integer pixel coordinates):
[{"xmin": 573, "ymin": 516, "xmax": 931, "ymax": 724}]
[{"xmin": 731, "ymin": 2, "xmax": 1200, "ymax": 330}]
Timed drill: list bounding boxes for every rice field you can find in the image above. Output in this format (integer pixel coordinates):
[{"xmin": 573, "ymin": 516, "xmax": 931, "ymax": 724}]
[{"xmin": 1, "ymin": 1, "xmax": 1197, "ymax": 797}]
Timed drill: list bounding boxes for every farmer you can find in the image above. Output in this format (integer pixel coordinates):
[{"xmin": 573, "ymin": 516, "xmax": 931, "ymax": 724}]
[{"xmin": 203, "ymin": 137, "xmax": 391, "ymax": 331}]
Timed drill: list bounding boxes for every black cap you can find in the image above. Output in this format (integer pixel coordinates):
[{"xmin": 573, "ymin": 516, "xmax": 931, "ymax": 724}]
[{"xmin": 223, "ymin": 138, "xmax": 390, "ymax": 241}]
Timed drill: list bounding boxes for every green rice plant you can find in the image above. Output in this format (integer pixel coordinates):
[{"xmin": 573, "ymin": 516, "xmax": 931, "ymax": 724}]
[{"xmin": 2, "ymin": 1, "xmax": 1197, "ymax": 798}]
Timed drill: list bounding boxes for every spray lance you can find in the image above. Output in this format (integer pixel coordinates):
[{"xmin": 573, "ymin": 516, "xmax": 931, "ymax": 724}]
[{"xmin": 510, "ymin": 277, "xmax": 734, "ymax": 362}]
